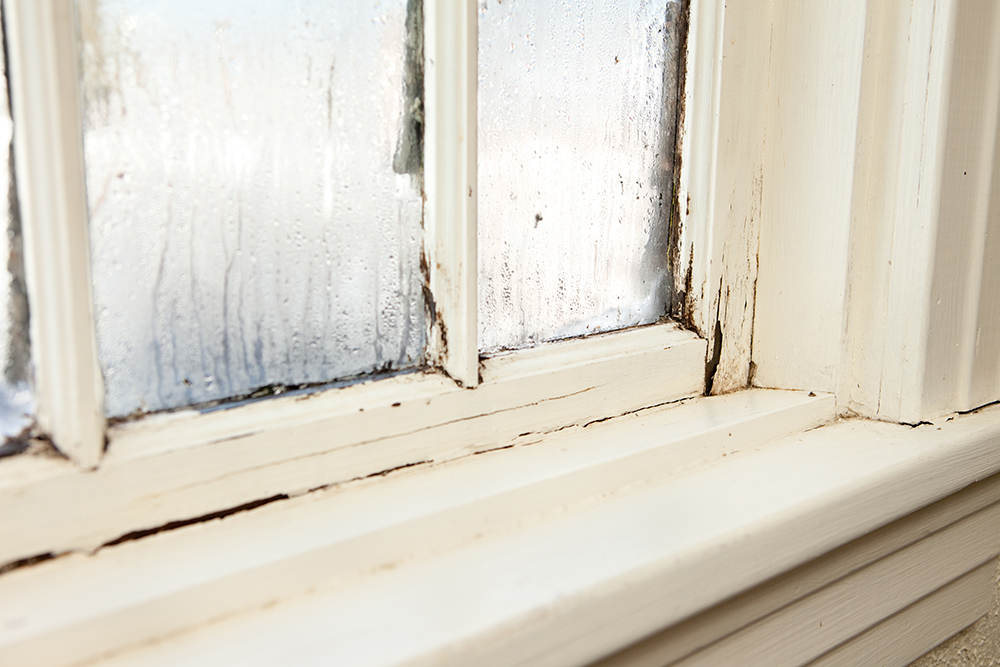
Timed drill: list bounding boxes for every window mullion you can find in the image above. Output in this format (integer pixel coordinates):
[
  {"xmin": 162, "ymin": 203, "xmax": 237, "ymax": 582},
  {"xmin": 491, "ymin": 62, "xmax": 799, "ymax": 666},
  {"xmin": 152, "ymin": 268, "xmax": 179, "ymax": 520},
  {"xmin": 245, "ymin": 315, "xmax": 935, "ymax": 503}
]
[
  {"xmin": 4, "ymin": 0, "xmax": 105, "ymax": 467},
  {"xmin": 423, "ymin": 0, "xmax": 479, "ymax": 388}
]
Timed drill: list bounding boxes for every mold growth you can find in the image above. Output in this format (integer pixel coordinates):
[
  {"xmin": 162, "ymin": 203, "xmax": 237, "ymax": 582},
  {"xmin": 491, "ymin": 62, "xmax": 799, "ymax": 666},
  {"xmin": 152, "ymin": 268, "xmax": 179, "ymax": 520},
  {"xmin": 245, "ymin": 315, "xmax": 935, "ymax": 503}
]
[
  {"xmin": 667, "ymin": 0, "xmax": 693, "ymax": 329},
  {"xmin": 393, "ymin": 0, "xmax": 424, "ymax": 176}
]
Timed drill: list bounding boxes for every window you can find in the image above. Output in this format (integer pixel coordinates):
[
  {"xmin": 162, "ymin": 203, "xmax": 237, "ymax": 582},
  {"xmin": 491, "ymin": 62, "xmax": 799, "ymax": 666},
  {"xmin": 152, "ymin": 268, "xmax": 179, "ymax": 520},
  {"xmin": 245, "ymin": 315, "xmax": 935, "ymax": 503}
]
[
  {"xmin": 1, "ymin": 0, "xmax": 699, "ymax": 466},
  {"xmin": 0, "ymin": 0, "xmax": 708, "ymax": 551},
  {"xmin": 5, "ymin": 0, "xmax": 1000, "ymax": 665},
  {"xmin": 77, "ymin": 0, "xmax": 429, "ymax": 417}
]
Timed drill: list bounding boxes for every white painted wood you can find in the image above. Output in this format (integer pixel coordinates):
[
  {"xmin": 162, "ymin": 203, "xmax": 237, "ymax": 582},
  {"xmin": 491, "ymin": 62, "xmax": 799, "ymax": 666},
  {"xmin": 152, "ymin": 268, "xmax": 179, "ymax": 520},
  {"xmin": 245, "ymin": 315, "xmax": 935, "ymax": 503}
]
[
  {"xmin": 806, "ymin": 563, "xmax": 994, "ymax": 667},
  {"xmin": 674, "ymin": 504, "xmax": 1000, "ymax": 667},
  {"xmin": 594, "ymin": 471, "xmax": 1000, "ymax": 667},
  {"xmin": 673, "ymin": 0, "xmax": 722, "ymax": 332},
  {"xmin": 840, "ymin": 0, "xmax": 936, "ymax": 421},
  {"xmin": 0, "ymin": 325, "xmax": 706, "ymax": 565},
  {"xmin": 844, "ymin": 0, "xmax": 957, "ymax": 423},
  {"xmin": 6, "ymin": 3, "xmax": 1000, "ymax": 667},
  {"xmin": 104, "ymin": 325, "xmax": 700, "ymax": 464},
  {"xmin": 0, "ymin": 390, "xmax": 833, "ymax": 667},
  {"xmin": 923, "ymin": 0, "xmax": 1000, "ymax": 415},
  {"xmin": 750, "ymin": 0, "xmax": 867, "ymax": 395},
  {"xmin": 744, "ymin": 0, "xmax": 1000, "ymax": 423},
  {"xmin": 423, "ymin": 0, "xmax": 478, "ymax": 386},
  {"xmin": 103, "ymin": 324, "xmax": 702, "ymax": 461},
  {"xmin": 3, "ymin": 0, "xmax": 105, "ymax": 466},
  {"xmin": 675, "ymin": 0, "xmax": 772, "ymax": 394},
  {"xmin": 7, "ymin": 396, "xmax": 1000, "ymax": 667},
  {"xmin": 835, "ymin": 0, "xmax": 1000, "ymax": 422},
  {"xmin": 971, "ymin": 109, "xmax": 1000, "ymax": 408}
]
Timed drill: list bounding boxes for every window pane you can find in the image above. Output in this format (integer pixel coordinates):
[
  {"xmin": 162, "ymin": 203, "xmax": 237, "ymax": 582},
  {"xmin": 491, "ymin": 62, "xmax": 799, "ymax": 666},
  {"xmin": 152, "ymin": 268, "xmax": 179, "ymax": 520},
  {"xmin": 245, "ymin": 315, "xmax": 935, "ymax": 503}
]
[
  {"xmin": 0, "ymin": 23, "xmax": 32, "ymax": 444},
  {"xmin": 78, "ymin": 0, "xmax": 426, "ymax": 417},
  {"xmin": 478, "ymin": 0, "xmax": 682, "ymax": 353}
]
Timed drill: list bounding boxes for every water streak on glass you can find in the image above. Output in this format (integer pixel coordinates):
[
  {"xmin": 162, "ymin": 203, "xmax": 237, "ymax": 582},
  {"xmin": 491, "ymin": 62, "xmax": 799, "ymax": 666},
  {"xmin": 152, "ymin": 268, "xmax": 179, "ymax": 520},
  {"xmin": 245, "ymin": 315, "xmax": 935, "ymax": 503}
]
[
  {"xmin": 478, "ymin": 0, "xmax": 682, "ymax": 353},
  {"xmin": 0, "ymin": 22, "xmax": 33, "ymax": 445},
  {"xmin": 77, "ymin": 0, "xmax": 426, "ymax": 417}
]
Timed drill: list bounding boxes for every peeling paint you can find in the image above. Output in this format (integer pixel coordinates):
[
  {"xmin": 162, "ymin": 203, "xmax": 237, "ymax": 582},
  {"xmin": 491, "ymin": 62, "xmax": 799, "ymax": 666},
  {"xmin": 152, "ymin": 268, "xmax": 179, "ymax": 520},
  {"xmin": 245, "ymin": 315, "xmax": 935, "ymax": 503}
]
[{"xmin": 102, "ymin": 494, "xmax": 290, "ymax": 549}]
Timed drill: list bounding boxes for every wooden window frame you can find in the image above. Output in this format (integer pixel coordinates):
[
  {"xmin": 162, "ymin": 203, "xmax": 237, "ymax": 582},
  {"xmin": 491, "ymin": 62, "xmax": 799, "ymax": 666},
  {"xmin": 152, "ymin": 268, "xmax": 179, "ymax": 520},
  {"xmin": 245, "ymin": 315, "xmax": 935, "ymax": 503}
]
[
  {"xmin": 5, "ymin": 0, "xmax": 1000, "ymax": 665},
  {"xmin": 0, "ymin": 0, "xmax": 726, "ymax": 560}
]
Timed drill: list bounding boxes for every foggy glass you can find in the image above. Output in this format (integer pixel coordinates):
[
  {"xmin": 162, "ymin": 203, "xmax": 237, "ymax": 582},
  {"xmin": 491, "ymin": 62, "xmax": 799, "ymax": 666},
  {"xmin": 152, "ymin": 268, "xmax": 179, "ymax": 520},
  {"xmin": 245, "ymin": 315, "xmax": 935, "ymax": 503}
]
[
  {"xmin": 77, "ymin": 0, "xmax": 426, "ymax": 417},
  {"xmin": 477, "ymin": 0, "xmax": 682, "ymax": 353}
]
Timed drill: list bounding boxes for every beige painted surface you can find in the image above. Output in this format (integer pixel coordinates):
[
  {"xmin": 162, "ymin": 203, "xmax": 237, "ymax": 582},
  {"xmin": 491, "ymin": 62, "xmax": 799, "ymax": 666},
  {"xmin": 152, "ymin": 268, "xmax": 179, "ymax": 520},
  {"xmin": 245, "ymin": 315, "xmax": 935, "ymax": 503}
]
[{"xmin": 909, "ymin": 557, "xmax": 1000, "ymax": 667}]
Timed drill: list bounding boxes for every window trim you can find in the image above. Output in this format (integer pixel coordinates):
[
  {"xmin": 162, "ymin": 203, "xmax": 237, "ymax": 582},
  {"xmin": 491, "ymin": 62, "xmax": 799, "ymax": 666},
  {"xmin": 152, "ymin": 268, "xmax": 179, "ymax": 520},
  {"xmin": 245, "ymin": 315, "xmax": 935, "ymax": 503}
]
[
  {"xmin": 0, "ymin": 0, "xmax": 727, "ymax": 570},
  {"xmin": 5, "ymin": 0, "xmax": 104, "ymax": 467},
  {"xmin": 1, "ymin": 0, "xmax": 715, "ymax": 470},
  {"xmin": 5, "ymin": 0, "xmax": 1000, "ymax": 664}
]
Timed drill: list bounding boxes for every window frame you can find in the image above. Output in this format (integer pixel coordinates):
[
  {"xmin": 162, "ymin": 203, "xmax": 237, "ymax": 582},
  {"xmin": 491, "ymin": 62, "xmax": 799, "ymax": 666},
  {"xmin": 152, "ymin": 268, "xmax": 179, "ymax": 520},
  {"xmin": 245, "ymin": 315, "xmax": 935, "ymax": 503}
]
[
  {"xmin": 0, "ymin": 0, "xmax": 725, "ymax": 564},
  {"xmin": 5, "ymin": 0, "xmax": 1000, "ymax": 664}
]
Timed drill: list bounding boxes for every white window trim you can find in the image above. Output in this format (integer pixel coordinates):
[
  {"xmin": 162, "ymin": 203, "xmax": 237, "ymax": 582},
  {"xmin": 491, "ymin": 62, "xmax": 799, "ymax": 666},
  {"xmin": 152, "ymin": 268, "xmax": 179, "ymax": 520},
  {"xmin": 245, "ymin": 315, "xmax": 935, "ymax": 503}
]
[
  {"xmin": 0, "ymin": 0, "xmax": 718, "ymax": 556},
  {"xmin": 4, "ymin": 0, "xmax": 104, "ymax": 467},
  {"xmin": 4, "ymin": 0, "xmax": 1000, "ymax": 665}
]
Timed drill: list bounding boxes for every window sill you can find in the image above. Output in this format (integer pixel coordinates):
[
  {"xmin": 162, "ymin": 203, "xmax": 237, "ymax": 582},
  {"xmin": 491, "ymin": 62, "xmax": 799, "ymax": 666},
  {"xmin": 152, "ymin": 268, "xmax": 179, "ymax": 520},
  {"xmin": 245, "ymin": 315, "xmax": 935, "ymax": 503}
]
[
  {"xmin": 3, "ymin": 390, "xmax": 1000, "ymax": 666},
  {"xmin": 0, "ymin": 324, "xmax": 705, "ymax": 565}
]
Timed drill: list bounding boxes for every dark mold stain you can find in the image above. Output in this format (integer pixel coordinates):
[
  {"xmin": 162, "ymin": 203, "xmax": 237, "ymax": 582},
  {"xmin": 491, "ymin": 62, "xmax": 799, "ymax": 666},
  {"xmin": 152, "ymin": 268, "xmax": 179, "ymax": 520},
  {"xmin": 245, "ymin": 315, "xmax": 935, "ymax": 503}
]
[
  {"xmin": 705, "ymin": 319, "xmax": 723, "ymax": 394},
  {"xmin": 667, "ymin": 1, "xmax": 693, "ymax": 330},
  {"xmin": 393, "ymin": 0, "xmax": 424, "ymax": 176}
]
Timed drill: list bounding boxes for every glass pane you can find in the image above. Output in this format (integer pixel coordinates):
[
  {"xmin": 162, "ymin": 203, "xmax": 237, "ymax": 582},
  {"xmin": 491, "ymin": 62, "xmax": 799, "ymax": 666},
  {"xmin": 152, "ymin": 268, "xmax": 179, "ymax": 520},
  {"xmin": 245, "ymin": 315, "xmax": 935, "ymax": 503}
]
[
  {"xmin": 478, "ymin": 0, "xmax": 682, "ymax": 353},
  {"xmin": 77, "ymin": 0, "xmax": 426, "ymax": 417},
  {"xmin": 0, "ymin": 23, "xmax": 33, "ymax": 447}
]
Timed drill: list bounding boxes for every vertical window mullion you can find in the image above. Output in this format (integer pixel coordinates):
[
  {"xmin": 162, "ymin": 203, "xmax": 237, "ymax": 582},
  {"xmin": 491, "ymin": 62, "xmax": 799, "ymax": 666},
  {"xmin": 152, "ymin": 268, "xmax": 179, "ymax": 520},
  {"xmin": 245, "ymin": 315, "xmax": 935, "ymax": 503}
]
[
  {"xmin": 4, "ymin": 0, "xmax": 105, "ymax": 467},
  {"xmin": 423, "ymin": 0, "xmax": 479, "ymax": 387}
]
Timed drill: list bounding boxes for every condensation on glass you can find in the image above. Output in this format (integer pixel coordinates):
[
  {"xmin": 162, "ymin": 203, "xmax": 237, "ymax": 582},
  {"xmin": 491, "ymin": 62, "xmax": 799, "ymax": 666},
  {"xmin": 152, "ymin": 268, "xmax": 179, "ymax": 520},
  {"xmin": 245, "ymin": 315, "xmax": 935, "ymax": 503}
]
[
  {"xmin": 0, "ymin": 22, "xmax": 33, "ymax": 447},
  {"xmin": 477, "ymin": 0, "xmax": 683, "ymax": 353},
  {"xmin": 77, "ymin": 0, "xmax": 426, "ymax": 417}
]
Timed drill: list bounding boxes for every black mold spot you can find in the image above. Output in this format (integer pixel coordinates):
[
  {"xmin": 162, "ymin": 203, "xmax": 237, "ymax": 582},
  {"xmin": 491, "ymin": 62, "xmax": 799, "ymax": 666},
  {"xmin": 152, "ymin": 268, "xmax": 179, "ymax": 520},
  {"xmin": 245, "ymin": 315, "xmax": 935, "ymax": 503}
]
[{"xmin": 705, "ymin": 319, "xmax": 723, "ymax": 394}]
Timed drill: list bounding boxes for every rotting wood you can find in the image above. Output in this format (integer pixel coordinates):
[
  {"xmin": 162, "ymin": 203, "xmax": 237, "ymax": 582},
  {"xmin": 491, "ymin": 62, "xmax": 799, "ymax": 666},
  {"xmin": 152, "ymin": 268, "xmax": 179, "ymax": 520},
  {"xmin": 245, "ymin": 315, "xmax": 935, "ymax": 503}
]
[
  {"xmin": 0, "ymin": 326, "xmax": 707, "ymax": 567},
  {"xmin": 0, "ymin": 394, "xmax": 696, "ymax": 574},
  {"xmin": 0, "ymin": 390, "xmax": 835, "ymax": 667},
  {"xmin": 17, "ymin": 396, "xmax": 1000, "ymax": 667},
  {"xmin": 673, "ymin": 0, "xmax": 773, "ymax": 396}
]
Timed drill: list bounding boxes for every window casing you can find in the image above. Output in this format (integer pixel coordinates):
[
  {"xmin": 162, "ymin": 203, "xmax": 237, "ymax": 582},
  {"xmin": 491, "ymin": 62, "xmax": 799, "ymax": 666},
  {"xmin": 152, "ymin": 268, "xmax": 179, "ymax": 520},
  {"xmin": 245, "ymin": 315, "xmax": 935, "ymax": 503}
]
[
  {"xmin": 0, "ymin": 0, "xmax": 713, "ymax": 559},
  {"xmin": 5, "ymin": 0, "xmax": 1000, "ymax": 665}
]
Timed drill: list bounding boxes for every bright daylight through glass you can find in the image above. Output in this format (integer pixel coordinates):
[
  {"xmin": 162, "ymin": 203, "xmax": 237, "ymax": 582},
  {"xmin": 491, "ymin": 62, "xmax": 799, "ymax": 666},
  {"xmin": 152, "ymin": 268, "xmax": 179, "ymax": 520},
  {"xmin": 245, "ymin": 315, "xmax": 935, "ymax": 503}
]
[
  {"xmin": 77, "ymin": 0, "xmax": 426, "ymax": 417},
  {"xmin": 477, "ymin": 0, "xmax": 683, "ymax": 353}
]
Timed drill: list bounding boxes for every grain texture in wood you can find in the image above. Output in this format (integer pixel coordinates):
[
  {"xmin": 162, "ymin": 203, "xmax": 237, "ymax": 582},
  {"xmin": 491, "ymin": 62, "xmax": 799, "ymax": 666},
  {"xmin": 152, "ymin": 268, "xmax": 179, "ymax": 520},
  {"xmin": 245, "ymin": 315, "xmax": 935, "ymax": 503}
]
[
  {"xmin": 674, "ymin": 0, "xmax": 771, "ymax": 394},
  {"xmin": 0, "ymin": 390, "xmax": 833, "ymax": 667},
  {"xmin": 423, "ymin": 0, "xmax": 478, "ymax": 386},
  {"xmin": 906, "ymin": 558, "xmax": 1000, "ymax": 667},
  {"xmin": 808, "ymin": 562, "xmax": 994, "ymax": 667},
  {"xmin": 593, "ymin": 472, "xmax": 1000, "ymax": 667},
  {"xmin": 16, "ymin": 399, "xmax": 1000, "ymax": 667},
  {"xmin": 0, "ymin": 326, "xmax": 705, "ymax": 565},
  {"xmin": 673, "ymin": 503, "xmax": 1000, "ymax": 667},
  {"xmin": 840, "ymin": 0, "xmax": 1000, "ymax": 422},
  {"xmin": 751, "ymin": 0, "xmax": 866, "ymax": 395}
]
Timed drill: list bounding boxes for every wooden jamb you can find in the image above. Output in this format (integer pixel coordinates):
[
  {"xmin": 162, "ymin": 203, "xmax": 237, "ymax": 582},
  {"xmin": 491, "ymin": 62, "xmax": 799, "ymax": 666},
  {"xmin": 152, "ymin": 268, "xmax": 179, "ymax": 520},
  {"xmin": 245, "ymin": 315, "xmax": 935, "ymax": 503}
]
[
  {"xmin": 3, "ymin": 0, "xmax": 105, "ymax": 467},
  {"xmin": 423, "ymin": 0, "xmax": 479, "ymax": 387}
]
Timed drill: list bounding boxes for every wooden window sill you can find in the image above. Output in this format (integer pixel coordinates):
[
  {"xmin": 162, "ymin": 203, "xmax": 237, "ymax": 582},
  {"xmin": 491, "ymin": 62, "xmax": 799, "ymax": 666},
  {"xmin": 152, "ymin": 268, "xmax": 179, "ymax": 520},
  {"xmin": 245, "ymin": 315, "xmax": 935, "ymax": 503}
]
[{"xmin": 3, "ymin": 390, "xmax": 1000, "ymax": 666}]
